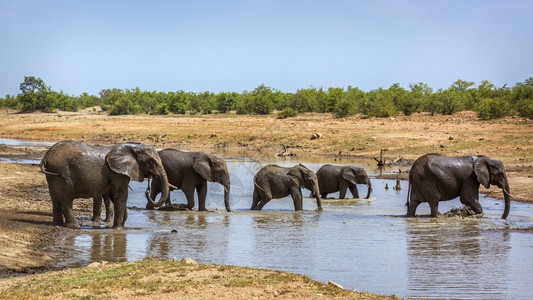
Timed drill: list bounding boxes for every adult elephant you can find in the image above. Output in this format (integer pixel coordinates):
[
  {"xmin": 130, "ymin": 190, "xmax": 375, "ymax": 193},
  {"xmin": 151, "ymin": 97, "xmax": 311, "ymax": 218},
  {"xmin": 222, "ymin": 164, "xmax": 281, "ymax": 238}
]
[
  {"xmin": 316, "ymin": 164, "xmax": 372, "ymax": 199},
  {"xmin": 406, "ymin": 153, "xmax": 511, "ymax": 219},
  {"xmin": 251, "ymin": 164, "xmax": 322, "ymax": 211},
  {"xmin": 40, "ymin": 140, "xmax": 169, "ymax": 228},
  {"xmin": 146, "ymin": 149, "xmax": 231, "ymax": 212}
]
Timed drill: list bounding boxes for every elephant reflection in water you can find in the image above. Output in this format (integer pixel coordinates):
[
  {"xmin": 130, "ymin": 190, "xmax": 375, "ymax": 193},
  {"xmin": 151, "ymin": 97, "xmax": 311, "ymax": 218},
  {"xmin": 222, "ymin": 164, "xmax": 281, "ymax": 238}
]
[
  {"xmin": 405, "ymin": 220, "xmax": 510, "ymax": 297},
  {"xmin": 145, "ymin": 214, "xmax": 232, "ymax": 261},
  {"xmin": 89, "ymin": 233, "xmax": 127, "ymax": 262}
]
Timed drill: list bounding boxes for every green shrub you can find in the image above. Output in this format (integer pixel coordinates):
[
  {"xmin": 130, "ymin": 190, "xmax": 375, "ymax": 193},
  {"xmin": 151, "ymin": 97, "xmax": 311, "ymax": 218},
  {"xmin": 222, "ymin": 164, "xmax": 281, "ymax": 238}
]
[
  {"xmin": 108, "ymin": 94, "xmax": 140, "ymax": 115},
  {"xmin": 515, "ymin": 97, "xmax": 533, "ymax": 119},
  {"xmin": 333, "ymin": 98, "xmax": 356, "ymax": 118},
  {"xmin": 151, "ymin": 103, "xmax": 169, "ymax": 115},
  {"xmin": 476, "ymin": 97, "xmax": 510, "ymax": 120},
  {"xmin": 277, "ymin": 108, "xmax": 298, "ymax": 119},
  {"xmin": 363, "ymin": 89, "xmax": 398, "ymax": 117}
]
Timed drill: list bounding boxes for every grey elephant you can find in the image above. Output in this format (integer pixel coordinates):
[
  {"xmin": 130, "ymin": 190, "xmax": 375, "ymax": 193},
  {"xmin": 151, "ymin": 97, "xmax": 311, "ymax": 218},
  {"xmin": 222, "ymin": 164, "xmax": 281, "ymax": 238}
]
[
  {"xmin": 40, "ymin": 140, "xmax": 169, "ymax": 228},
  {"xmin": 406, "ymin": 153, "xmax": 511, "ymax": 219},
  {"xmin": 251, "ymin": 164, "xmax": 322, "ymax": 211},
  {"xmin": 316, "ymin": 164, "xmax": 372, "ymax": 199},
  {"xmin": 146, "ymin": 149, "xmax": 231, "ymax": 212}
]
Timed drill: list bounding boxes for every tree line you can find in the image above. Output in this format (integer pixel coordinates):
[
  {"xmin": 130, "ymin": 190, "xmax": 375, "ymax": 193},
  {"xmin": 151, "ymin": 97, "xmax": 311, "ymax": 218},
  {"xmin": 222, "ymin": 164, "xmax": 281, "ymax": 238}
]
[{"xmin": 1, "ymin": 76, "xmax": 532, "ymax": 119}]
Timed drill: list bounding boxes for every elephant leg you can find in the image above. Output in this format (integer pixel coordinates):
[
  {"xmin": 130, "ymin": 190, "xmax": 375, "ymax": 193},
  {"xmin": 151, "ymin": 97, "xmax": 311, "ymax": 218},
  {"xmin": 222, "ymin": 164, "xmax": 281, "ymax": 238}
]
[
  {"xmin": 122, "ymin": 204, "xmax": 128, "ymax": 227},
  {"xmin": 429, "ymin": 203, "xmax": 440, "ymax": 217},
  {"xmin": 251, "ymin": 188, "xmax": 260, "ymax": 210},
  {"xmin": 197, "ymin": 181, "xmax": 208, "ymax": 211},
  {"xmin": 320, "ymin": 192, "xmax": 328, "ymax": 199},
  {"xmin": 348, "ymin": 185, "xmax": 360, "ymax": 199},
  {"xmin": 416, "ymin": 181, "xmax": 442, "ymax": 218},
  {"xmin": 252, "ymin": 186, "xmax": 271, "ymax": 211},
  {"xmin": 103, "ymin": 193, "xmax": 114, "ymax": 222},
  {"xmin": 111, "ymin": 182, "xmax": 129, "ymax": 229},
  {"xmin": 62, "ymin": 199, "xmax": 79, "ymax": 228},
  {"xmin": 406, "ymin": 187, "xmax": 421, "ymax": 217},
  {"xmin": 291, "ymin": 188, "xmax": 303, "ymax": 210},
  {"xmin": 339, "ymin": 183, "xmax": 348, "ymax": 200},
  {"xmin": 460, "ymin": 185, "xmax": 483, "ymax": 215},
  {"xmin": 181, "ymin": 187, "xmax": 196, "ymax": 210},
  {"xmin": 92, "ymin": 196, "xmax": 103, "ymax": 222},
  {"xmin": 49, "ymin": 188, "xmax": 65, "ymax": 226}
]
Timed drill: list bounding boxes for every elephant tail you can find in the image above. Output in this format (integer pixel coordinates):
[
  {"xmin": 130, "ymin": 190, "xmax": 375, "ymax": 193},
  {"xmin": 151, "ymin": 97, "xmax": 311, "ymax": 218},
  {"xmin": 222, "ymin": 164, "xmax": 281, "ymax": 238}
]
[
  {"xmin": 405, "ymin": 181, "xmax": 411, "ymax": 209},
  {"xmin": 40, "ymin": 158, "xmax": 59, "ymax": 176},
  {"xmin": 253, "ymin": 176, "xmax": 266, "ymax": 197}
]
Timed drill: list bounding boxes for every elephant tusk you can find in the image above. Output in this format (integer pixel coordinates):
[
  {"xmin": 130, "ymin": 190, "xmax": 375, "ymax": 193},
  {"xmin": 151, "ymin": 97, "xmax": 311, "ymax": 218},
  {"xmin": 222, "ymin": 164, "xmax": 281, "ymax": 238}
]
[
  {"xmin": 503, "ymin": 189, "xmax": 514, "ymax": 199},
  {"xmin": 169, "ymin": 183, "xmax": 178, "ymax": 190},
  {"xmin": 128, "ymin": 185, "xmax": 133, "ymax": 191}
]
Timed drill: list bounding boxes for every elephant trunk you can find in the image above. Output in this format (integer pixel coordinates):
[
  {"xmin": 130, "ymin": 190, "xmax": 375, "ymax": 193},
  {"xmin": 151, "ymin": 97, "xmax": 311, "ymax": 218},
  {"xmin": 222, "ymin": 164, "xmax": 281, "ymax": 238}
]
[
  {"xmin": 365, "ymin": 180, "xmax": 372, "ymax": 199},
  {"xmin": 145, "ymin": 162, "xmax": 170, "ymax": 208},
  {"xmin": 313, "ymin": 183, "xmax": 323, "ymax": 211},
  {"xmin": 223, "ymin": 182, "xmax": 231, "ymax": 212},
  {"xmin": 501, "ymin": 178, "xmax": 511, "ymax": 220}
]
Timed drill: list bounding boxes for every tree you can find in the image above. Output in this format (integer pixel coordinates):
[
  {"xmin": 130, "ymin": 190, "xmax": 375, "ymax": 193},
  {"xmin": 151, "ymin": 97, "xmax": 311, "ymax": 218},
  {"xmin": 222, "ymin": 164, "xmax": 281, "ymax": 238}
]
[
  {"xmin": 216, "ymin": 92, "xmax": 237, "ymax": 113},
  {"xmin": 250, "ymin": 84, "xmax": 275, "ymax": 114},
  {"xmin": 167, "ymin": 91, "xmax": 191, "ymax": 114},
  {"xmin": 510, "ymin": 79, "xmax": 533, "ymax": 118},
  {"xmin": 408, "ymin": 82, "xmax": 433, "ymax": 115},
  {"xmin": 18, "ymin": 76, "xmax": 54, "ymax": 112},
  {"xmin": 362, "ymin": 88, "xmax": 398, "ymax": 117}
]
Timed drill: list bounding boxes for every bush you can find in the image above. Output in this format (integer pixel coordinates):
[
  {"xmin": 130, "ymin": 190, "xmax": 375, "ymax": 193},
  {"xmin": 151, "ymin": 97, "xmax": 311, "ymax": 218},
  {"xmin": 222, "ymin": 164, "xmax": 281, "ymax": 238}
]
[
  {"xmin": 363, "ymin": 90, "xmax": 398, "ymax": 117},
  {"xmin": 426, "ymin": 89, "xmax": 464, "ymax": 115},
  {"xmin": 166, "ymin": 91, "xmax": 190, "ymax": 114},
  {"xmin": 476, "ymin": 97, "xmax": 510, "ymax": 120},
  {"xmin": 333, "ymin": 98, "xmax": 357, "ymax": 118},
  {"xmin": 277, "ymin": 108, "xmax": 298, "ymax": 119},
  {"xmin": 151, "ymin": 103, "xmax": 169, "ymax": 115},
  {"xmin": 108, "ymin": 94, "xmax": 140, "ymax": 115},
  {"xmin": 515, "ymin": 97, "xmax": 533, "ymax": 119}
]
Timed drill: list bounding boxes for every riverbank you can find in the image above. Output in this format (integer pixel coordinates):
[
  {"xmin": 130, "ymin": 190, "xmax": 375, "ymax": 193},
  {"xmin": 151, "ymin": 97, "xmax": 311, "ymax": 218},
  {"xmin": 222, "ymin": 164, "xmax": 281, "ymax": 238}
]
[{"xmin": 0, "ymin": 258, "xmax": 394, "ymax": 299}]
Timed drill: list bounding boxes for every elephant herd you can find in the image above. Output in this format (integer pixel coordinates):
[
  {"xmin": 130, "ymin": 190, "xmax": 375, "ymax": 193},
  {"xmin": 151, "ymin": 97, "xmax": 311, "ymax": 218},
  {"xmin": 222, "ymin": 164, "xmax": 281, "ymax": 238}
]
[{"xmin": 40, "ymin": 140, "xmax": 511, "ymax": 229}]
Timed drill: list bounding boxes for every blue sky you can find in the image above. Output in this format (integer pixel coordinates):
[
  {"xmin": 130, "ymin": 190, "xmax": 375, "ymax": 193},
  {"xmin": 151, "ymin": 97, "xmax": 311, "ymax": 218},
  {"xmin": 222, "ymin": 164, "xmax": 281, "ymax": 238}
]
[{"xmin": 1, "ymin": 0, "xmax": 532, "ymax": 96}]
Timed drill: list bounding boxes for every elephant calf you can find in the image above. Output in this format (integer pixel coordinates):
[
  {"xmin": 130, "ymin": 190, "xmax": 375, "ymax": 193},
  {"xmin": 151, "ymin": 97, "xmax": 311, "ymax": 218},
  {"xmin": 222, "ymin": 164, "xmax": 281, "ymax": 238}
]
[
  {"xmin": 251, "ymin": 164, "xmax": 322, "ymax": 211},
  {"xmin": 406, "ymin": 153, "xmax": 511, "ymax": 219},
  {"xmin": 316, "ymin": 164, "xmax": 372, "ymax": 199}
]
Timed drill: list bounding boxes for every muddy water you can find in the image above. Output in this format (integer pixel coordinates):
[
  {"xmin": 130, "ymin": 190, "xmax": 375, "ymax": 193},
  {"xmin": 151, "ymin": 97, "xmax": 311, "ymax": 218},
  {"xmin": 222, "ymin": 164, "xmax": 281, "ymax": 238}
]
[{"xmin": 2, "ymin": 139, "xmax": 533, "ymax": 299}]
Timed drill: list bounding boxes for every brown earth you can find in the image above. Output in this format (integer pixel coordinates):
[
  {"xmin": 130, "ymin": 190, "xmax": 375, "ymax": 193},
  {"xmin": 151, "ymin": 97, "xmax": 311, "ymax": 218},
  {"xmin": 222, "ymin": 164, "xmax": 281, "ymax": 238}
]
[{"xmin": 0, "ymin": 108, "xmax": 531, "ymax": 297}]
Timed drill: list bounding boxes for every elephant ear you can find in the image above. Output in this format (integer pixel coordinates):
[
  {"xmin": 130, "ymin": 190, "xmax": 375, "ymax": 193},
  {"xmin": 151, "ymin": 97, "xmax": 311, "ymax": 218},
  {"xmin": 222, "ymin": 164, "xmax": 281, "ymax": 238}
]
[
  {"xmin": 106, "ymin": 143, "xmax": 144, "ymax": 182},
  {"xmin": 193, "ymin": 154, "xmax": 213, "ymax": 182},
  {"xmin": 287, "ymin": 165, "xmax": 304, "ymax": 187},
  {"xmin": 341, "ymin": 167, "xmax": 358, "ymax": 185},
  {"xmin": 474, "ymin": 157, "xmax": 491, "ymax": 189}
]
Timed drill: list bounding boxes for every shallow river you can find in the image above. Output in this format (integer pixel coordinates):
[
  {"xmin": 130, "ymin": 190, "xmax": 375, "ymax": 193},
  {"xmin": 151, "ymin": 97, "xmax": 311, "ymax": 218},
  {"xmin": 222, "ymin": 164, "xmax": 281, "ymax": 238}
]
[{"xmin": 3, "ymin": 139, "xmax": 533, "ymax": 299}]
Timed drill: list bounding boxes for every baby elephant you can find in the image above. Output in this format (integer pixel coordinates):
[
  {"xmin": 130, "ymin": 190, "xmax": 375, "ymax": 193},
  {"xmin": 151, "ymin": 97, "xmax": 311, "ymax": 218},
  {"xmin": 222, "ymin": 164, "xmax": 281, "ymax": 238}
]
[
  {"xmin": 316, "ymin": 164, "xmax": 372, "ymax": 199},
  {"xmin": 252, "ymin": 164, "xmax": 322, "ymax": 211}
]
